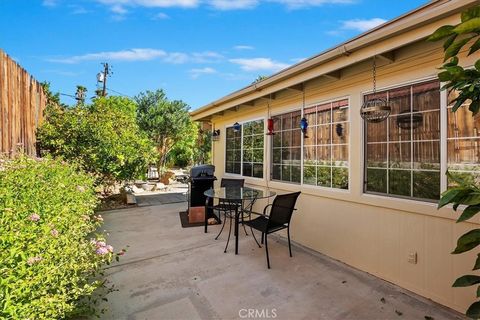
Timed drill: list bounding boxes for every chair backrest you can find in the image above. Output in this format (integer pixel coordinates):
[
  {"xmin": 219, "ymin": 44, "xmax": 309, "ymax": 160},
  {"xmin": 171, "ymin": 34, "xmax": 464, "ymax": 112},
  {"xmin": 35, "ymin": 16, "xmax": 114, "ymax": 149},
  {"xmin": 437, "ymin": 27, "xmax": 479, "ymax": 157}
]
[
  {"xmin": 220, "ymin": 178, "xmax": 244, "ymax": 188},
  {"xmin": 269, "ymin": 192, "xmax": 301, "ymax": 226}
]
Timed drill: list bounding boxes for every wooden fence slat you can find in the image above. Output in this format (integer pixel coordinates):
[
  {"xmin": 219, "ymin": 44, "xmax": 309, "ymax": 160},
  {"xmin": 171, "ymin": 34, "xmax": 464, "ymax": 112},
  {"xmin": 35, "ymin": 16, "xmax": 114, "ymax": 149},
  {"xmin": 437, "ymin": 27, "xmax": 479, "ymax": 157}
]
[{"xmin": 0, "ymin": 49, "xmax": 45, "ymax": 157}]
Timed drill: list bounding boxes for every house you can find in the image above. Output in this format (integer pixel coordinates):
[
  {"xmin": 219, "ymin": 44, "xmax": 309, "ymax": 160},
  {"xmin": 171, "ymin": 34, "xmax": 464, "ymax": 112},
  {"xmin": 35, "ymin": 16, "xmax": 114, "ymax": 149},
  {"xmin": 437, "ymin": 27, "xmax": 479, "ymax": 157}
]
[{"xmin": 191, "ymin": 0, "xmax": 479, "ymax": 313}]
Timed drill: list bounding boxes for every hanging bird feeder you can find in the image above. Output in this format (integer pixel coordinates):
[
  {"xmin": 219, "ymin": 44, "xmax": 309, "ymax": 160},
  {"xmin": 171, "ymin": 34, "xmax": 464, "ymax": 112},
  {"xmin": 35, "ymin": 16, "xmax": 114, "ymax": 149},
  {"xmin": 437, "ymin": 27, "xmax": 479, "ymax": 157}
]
[
  {"xmin": 266, "ymin": 118, "xmax": 275, "ymax": 135},
  {"xmin": 360, "ymin": 56, "xmax": 391, "ymax": 123}
]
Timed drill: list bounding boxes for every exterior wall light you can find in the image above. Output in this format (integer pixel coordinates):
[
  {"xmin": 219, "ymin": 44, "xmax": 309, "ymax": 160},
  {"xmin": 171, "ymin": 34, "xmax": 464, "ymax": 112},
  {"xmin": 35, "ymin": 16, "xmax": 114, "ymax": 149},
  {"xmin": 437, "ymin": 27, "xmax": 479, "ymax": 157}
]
[{"xmin": 211, "ymin": 129, "xmax": 220, "ymax": 141}]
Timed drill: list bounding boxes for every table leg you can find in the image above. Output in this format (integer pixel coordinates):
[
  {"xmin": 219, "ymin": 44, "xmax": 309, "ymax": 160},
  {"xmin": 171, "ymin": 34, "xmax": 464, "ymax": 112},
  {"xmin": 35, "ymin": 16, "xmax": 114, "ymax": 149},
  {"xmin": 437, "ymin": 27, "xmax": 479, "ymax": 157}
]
[
  {"xmin": 204, "ymin": 197, "xmax": 209, "ymax": 233},
  {"xmin": 235, "ymin": 204, "xmax": 239, "ymax": 255}
]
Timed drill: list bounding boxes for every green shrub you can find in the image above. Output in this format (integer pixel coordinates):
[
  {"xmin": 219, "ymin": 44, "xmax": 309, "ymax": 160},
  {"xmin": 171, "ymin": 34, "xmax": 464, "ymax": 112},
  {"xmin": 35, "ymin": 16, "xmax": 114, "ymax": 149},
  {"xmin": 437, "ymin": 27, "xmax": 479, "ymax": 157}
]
[
  {"xmin": 0, "ymin": 156, "xmax": 114, "ymax": 319},
  {"xmin": 37, "ymin": 96, "xmax": 156, "ymax": 188}
]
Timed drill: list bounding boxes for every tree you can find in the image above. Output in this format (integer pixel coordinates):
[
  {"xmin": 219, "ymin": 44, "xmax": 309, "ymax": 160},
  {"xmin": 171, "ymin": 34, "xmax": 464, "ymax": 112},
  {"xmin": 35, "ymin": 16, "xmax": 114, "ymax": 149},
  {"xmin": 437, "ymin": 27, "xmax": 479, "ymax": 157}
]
[
  {"xmin": 168, "ymin": 121, "xmax": 199, "ymax": 167},
  {"xmin": 37, "ymin": 94, "xmax": 155, "ymax": 189},
  {"xmin": 135, "ymin": 89, "xmax": 191, "ymax": 173},
  {"xmin": 429, "ymin": 6, "xmax": 480, "ymax": 319},
  {"xmin": 427, "ymin": 6, "xmax": 480, "ymax": 114},
  {"xmin": 252, "ymin": 75, "xmax": 268, "ymax": 84}
]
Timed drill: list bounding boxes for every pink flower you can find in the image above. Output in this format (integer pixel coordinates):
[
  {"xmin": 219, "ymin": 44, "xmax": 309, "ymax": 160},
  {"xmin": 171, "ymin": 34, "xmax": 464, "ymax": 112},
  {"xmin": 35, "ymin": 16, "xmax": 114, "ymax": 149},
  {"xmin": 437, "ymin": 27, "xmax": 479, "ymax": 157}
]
[
  {"xmin": 27, "ymin": 256, "xmax": 42, "ymax": 265},
  {"xmin": 96, "ymin": 247, "xmax": 109, "ymax": 255},
  {"xmin": 28, "ymin": 213, "xmax": 40, "ymax": 222},
  {"xmin": 106, "ymin": 245, "xmax": 114, "ymax": 253},
  {"xmin": 51, "ymin": 229, "xmax": 59, "ymax": 237},
  {"xmin": 81, "ymin": 215, "xmax": 90, "ymax": 221},
  {"xmin": 77, "ymin": 186, "xmax": 86, "ymax": 192},
  {"xmin": 96, "ymin": 241, "xmax": 106, "ymax": 248},
  {"xmin": 95, "ymin": 215, "xmax": 104, "ymax": 222}
]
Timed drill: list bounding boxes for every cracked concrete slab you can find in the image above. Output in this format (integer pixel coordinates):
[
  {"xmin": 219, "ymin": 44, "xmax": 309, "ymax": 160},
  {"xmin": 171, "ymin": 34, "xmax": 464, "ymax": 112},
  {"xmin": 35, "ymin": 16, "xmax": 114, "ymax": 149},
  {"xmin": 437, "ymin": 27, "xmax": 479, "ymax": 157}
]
[{"xmin": 99, "ymin": 200, "xmax": 466, "ymax": 320}]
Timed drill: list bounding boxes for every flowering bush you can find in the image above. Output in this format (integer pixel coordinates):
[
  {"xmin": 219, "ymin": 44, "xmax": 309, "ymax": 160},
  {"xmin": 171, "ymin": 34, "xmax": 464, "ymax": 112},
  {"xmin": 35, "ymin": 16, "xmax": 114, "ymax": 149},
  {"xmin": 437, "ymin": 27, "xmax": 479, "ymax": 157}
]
[{"xmin": 0, "ymin": 156, "xmax": 115, "ymax": 318}]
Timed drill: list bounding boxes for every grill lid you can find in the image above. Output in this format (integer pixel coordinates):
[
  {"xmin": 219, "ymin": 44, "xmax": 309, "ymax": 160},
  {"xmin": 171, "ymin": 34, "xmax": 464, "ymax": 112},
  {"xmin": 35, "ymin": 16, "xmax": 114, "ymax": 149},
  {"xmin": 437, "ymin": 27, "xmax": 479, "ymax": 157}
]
[{"xmin": 190, "ymin": 165, "xmax": 215, "ymax": 179}]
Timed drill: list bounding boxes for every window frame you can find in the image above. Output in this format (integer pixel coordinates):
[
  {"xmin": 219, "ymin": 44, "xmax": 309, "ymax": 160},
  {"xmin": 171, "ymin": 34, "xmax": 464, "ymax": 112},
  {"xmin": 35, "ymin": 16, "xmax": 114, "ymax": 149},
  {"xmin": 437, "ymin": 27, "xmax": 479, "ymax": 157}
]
[
  {"xmin": 361, "ymin": 76, "xmax": 448, "ymax": 203},
  {"xmin": 224, "ymin": 117, "xmax": 266, "ymax": 180},
  {"xmin": 269, "ymin": 96, "xmax": 351, "ymax": 191}
]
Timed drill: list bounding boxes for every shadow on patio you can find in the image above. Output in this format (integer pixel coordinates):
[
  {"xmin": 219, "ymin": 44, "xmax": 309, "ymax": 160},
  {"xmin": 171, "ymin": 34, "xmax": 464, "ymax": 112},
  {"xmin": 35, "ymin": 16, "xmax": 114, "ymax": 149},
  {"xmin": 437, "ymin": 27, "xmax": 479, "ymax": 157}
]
[{"xmin": 100, "ymin": 195, "xmax": 464, "ymax": 320}]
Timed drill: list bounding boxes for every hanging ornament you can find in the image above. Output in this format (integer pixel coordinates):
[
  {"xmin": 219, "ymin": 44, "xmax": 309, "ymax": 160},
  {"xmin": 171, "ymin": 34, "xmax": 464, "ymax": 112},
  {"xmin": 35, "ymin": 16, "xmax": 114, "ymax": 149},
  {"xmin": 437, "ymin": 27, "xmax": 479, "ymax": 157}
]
[
  {"xmin": 300, "ymin": 84, "xmax": 309, "ymax": 138},
  {"xmin": 266, "ymin": 118, "xmax": 275, "ymax": 135},
  {"xmin": 300, "ymin": 117, "xmax": 308, "ymax": 137},
  {"xmin": 266, "ymin": 94, "xmax": 275, "ymax": 135},
  {"xmin": 360, "ymin": 55, "xmax": 391, "ymax": 123}
]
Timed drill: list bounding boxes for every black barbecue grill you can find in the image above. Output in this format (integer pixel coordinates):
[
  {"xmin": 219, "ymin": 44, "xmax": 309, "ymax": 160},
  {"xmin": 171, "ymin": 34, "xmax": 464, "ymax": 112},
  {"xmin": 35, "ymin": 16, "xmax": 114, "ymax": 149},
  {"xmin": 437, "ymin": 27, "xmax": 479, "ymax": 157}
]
[{"xmin": 188, "ymin": 165, "xmax": 217, "ymax": 222}]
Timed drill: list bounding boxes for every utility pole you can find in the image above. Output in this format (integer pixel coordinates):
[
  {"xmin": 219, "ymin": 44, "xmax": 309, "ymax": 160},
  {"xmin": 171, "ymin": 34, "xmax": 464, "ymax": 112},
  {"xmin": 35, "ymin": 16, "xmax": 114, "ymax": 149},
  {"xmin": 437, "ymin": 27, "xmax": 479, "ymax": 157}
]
[{"xmin": 96, "ymin": 63, "xmax": 112, "ymax": 97}]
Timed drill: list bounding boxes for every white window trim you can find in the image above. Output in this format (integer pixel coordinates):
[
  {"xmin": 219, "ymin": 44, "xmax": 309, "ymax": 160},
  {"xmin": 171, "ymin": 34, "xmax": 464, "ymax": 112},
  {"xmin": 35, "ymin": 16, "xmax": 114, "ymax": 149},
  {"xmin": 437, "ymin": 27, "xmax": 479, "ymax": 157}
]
[
  {"xmin": 224, "ymin": 117, "xmax": 266, "ymax": 180},
  {"xmin": 270, "ymin": 96, "xmax": 351, "ymax": 191},
  {"xmin": 361, "ymin": 76, "xmax": 448, "ymax": 203}
]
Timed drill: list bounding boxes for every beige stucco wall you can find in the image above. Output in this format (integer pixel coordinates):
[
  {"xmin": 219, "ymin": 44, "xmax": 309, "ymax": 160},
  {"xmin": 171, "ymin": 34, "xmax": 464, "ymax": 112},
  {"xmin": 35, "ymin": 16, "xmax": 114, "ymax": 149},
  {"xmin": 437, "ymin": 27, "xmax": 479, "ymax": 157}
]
[{"xmin": 208, "ymin": 27, "xmax": 479, "ymax": 313}]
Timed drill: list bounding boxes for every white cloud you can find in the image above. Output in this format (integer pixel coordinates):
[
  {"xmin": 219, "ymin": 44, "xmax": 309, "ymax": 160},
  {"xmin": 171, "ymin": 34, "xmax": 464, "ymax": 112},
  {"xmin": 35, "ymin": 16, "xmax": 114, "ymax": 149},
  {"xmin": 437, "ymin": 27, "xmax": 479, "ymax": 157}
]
[
  {"xmin": 152, "ymin": 12, "xmax": 170, "ymax": 19},
  {"xmin": 70, "ymin": 5, "xmax": 89, "ymax": 14},
  {"xmin": 269, "ymin": 0, "xmax": 354, "ymax": 9},
  {"xmin": 48, "ymin": 48, "xmax": 223, "ymax": 64},
  {"xmin": 191, "ymin": 51, "xmax": 223, "ymax": 63},
  {"xmin": 209, "ymin": 0, "xmax": 257, "ymax": 10},
  {"xmin": 233, "ymin": 45, "xmax": 254, "ymax": 50},
  {"xmin": 94, "ymin": 0, "xmax": 354, "ymax": 12},
  {"xmin": 163, "ymin": 52, "xmax": 189, "ymax": 64},
  {"xmin": 340, "ymin": 18, "xmax": 387, "ymax": 32},
  {"xmin": 42, "ymin": 0, "xmax": 58, "ymax": 7},
  {"xmin": 189, "ymin": 67, "xmax": 217, "ymax": 79},
  {"xmin": 111, "ymin": 4, "xmax": 129, "ymax": 14},
  {"xmin": 290, "ymin": 57, "xmax": 306, "ymax": 63},
  {"xmin": 48, "ymin": 48, "xmax": 168, "ymax": 63},
  {"xmin": 229, "ymin": 58, "xmax": 289, "ymax": 72}
]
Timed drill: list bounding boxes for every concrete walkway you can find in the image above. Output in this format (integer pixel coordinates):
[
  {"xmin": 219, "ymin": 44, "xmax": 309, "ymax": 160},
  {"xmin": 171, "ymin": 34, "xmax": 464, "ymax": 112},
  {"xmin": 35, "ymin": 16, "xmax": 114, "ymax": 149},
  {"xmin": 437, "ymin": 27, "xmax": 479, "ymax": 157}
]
[{"xmin": 101, "ymin": 200, "xmax": 464, "ymax": 320}]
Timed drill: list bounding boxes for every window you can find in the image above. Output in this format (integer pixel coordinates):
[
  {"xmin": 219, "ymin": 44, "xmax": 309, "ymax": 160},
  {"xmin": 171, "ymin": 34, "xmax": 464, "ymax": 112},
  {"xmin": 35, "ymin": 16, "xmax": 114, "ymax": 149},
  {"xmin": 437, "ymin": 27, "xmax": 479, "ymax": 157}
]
[
  {"xmin": 364, "ymin": 80, "xmax": 441, "ymax": 201},
  {"xmin": 225, "ymin": 126, "xmax": 241, "ymax": 175},
  {"xmin": 303, "ymin": 99, "xmax": 349, "ymax": 189},
  {"xmin": 242, "ymin": 120, "xmax": 265, "ymax": 178},
  {"xmin": 225, "ymin": 120, "xmax": 265, "ymax": 178},
  {"xmin": 447, "ymin": 90, "xmax": 480, "ymax": 186},
  {"xmin": 272, "ymin": 111, "xmax": 302, "ymax": 183}
]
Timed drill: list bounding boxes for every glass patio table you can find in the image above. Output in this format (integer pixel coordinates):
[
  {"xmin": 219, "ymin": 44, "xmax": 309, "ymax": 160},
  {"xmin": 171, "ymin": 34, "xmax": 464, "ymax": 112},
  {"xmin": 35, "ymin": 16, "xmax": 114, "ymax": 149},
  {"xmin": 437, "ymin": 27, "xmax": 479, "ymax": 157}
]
[{"xmin": 204, "ymin": 187, "xmax": 276, "ymax": 255}]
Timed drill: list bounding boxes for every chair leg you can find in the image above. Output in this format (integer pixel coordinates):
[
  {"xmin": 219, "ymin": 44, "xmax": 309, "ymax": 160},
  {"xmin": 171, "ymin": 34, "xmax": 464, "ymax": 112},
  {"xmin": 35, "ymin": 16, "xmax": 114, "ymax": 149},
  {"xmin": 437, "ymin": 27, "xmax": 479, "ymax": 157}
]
[
  {"xmin": 224, "ymin": 213, "xmax": 233, "ymax": 253},
  {"xmin": 261, "ymin": 232, "xmax": 264, "ymax": 244},
  {"xmin": 265, "ymin": 233, "xmax": 270, "ymax": 269},
  {"xmin": 215, "ymin": 211, "xmax": 227, "ymax": 240},
  {"xmin": 242, "ymin": 214, "xmax": 249, "ymax": 236},
  {"xmin": 251, "ymin": 228, "xmax": 261, "ymax": 248},
  {"xmin": 287, "ymin": 226, "xmax": 292, "ymax": 257}
]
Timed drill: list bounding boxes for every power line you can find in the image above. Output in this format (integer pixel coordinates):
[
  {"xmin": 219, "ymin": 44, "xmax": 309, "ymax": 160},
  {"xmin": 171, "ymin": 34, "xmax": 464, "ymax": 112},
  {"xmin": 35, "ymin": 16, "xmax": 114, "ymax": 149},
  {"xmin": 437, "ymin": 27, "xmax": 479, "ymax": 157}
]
[{"xmin": 106, "ymin": 87, "xmax": 132, "ymax": 98}]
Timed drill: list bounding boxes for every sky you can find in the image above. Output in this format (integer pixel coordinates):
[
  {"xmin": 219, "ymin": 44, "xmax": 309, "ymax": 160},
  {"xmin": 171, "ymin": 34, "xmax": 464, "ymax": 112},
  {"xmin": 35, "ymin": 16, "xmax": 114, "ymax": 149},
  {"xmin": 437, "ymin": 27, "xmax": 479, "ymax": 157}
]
[{"xmin": 0, "ymin": 0, "xmax": 428, "ymax": 110}]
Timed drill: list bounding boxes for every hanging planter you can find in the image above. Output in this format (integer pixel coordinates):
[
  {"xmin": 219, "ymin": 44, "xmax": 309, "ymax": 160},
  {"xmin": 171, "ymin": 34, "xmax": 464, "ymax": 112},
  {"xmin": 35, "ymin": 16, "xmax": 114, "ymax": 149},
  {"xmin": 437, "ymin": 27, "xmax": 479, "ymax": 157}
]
[
  {"xmin": 360, "ymin": 56, "xmax": 391, "ymax": 123},
  {"xmin": 397, "ymin": 110, "xmax": 423, "ymax": 130}
]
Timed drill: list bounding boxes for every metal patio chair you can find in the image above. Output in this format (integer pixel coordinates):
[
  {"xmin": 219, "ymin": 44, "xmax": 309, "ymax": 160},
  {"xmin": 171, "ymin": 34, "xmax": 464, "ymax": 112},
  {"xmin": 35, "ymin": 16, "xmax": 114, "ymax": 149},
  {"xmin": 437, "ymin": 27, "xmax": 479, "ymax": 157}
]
[{"xmin": 243, "ymin": 192, "xmax": 301, "ymax": 269}]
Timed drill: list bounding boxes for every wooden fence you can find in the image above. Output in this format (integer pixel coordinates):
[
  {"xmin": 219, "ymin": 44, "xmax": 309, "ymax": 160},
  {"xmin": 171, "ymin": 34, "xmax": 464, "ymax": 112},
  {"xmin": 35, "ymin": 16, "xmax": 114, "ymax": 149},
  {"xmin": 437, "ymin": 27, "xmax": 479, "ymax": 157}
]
[{"xmin": 0, "ymin": 49, "xmax": 46, "ymax": 157}]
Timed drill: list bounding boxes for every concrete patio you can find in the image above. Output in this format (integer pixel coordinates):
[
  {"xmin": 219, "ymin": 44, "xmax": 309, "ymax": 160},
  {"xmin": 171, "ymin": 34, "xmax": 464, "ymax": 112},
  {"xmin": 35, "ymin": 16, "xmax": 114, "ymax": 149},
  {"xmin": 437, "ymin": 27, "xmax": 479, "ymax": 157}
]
[{"xmin": 100, "ymin": 195, "xmax": 465, "ymax": 320}]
